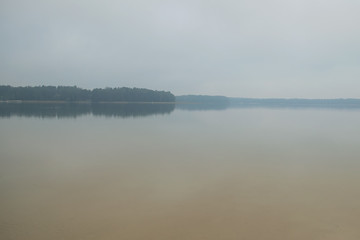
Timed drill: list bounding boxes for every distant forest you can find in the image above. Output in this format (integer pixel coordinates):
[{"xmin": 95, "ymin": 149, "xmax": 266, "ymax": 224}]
[
  {"xmin": 176, "ymin": 95, "xmax": 230, "ymax": 110},
  {"xmin": 0, "ymin": 85, "xmax": 175, "ymax": 102},
  {"xmin": 176, "ymin": 95, "xmax": 229, "ymax": 104}
]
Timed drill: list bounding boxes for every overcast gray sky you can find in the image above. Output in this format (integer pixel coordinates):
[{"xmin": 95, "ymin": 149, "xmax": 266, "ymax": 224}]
[{"xmin": 1, "ymin": 0, "xmax": 359, "ymax": 98}]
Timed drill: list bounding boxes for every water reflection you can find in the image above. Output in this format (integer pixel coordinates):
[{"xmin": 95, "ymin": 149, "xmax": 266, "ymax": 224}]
[
  {"xmin": 229, "ymin": 98, "xmax": 360, "ymax": 109},
  {"xmin": 177, "ymin": 99, "xmax": 360, "ymax": 111},
  {"xmin": 1, "ymin": 100, "xmax": 360, "ymax": 119},
  {"xmin": 176, "ymin": 102, "xmax": 229, "ymax": 111},
  {"xmin": 0, "ymin": 102, "xmax": 175, "ymax": 118},
  {"xmin": 91, "ymin": 103, "xmax": 174, "ymax": 117}
]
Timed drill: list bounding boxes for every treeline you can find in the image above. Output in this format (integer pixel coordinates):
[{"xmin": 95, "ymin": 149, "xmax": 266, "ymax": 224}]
[
  {"xmin": 91, "ymin": 87, "xmax": 175, "ymax": 102},
  {"xmin": 0, "ymin": 85, "xmax": 175, "ymax": 102}
]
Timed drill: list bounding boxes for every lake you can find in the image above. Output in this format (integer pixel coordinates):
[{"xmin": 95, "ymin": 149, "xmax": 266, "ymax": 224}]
[{"xmin": 1, "ymin": 103, "xmax": 360, "ymax": 240}]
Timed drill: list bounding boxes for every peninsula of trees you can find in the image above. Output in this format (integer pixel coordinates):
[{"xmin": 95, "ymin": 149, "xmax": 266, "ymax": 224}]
[{"xmin": 0, "ymin": 85, "xmax": 175, "ymax": 102}]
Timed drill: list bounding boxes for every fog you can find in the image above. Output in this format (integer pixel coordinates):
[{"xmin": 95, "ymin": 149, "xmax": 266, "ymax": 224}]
[{"xmin": 1, "ymin": 0, "xmax": 360, "ymax": 98}]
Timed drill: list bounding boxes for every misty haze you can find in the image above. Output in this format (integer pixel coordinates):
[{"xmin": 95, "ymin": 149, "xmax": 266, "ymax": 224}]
[{"xmin": 1, "ymin": 0, "xmax": 360, "ymax": 239}]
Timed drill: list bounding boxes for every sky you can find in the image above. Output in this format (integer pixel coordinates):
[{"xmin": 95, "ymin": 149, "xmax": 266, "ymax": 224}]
[{"xmin": 1, "ymin": 0, "xmax": 360, "ymax": 98}]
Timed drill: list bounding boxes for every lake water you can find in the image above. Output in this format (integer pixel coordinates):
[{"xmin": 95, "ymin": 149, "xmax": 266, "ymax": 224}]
[{"xmin": 1, "ymin": 103, "xmax": 360, "ymax": 240}]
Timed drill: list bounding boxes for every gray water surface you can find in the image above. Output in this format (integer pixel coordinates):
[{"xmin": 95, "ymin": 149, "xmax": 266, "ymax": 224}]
[{"xmin": 1, "ymin": 104, "xmax": 360, "ymax": 239}]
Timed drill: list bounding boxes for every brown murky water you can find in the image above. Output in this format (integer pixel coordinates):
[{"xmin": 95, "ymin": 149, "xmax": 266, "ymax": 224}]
[{"xmin": 1, "ymin": 106, "xmax": 360, "ymax": 239}]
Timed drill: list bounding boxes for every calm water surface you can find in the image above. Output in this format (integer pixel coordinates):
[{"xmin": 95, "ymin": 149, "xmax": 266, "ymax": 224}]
[{"xmin": 1, "ymin": 104, "xmax": 360, "ymax": 239}]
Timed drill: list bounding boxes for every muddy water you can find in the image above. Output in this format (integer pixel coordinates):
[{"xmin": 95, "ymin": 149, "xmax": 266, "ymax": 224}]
[{"xmin": 1, "ymin": 106, "xmax": 360, "ymax": 239}]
